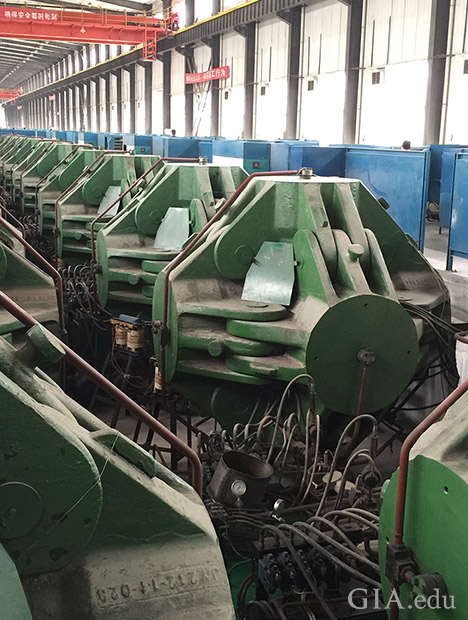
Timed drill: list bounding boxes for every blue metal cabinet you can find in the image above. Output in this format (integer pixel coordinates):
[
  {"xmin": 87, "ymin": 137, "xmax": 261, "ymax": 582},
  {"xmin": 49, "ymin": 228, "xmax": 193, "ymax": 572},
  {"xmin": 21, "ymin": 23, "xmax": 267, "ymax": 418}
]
[
  {"xmin": 438, "ymin": 147, "xmax": 468, "ymax": 230},
  {"xmin": 345, "ymin": 147, "xmax": 431, "ymax": 250},
  {"xmin": 447, "ymin": 153, "xmax": 468, "ymax": 269},
  {"xmin": 212, "ymin": 139, "xmax": 270, "ymax": 172},
  {"xmin": 269, "ymin": 140, "xmax": 319, "ymax": 170},
  {"xmin": 133, "ymin": 134, "xmax": 152, "ymax": 154},
  {"xmin": 290, "ymin": 146, "xmax": 346, "ymax": 176}
]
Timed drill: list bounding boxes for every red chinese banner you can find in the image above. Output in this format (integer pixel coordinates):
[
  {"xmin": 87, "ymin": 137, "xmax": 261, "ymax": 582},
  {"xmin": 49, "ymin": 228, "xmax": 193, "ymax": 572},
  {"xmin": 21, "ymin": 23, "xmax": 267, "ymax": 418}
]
[
  {"xmin": 0, "ymin": 7, "xmax": 60, "ymax": 21},
  {"xmin": 185, "ymin": 66, "xmax": 230, "ymax": 84}
]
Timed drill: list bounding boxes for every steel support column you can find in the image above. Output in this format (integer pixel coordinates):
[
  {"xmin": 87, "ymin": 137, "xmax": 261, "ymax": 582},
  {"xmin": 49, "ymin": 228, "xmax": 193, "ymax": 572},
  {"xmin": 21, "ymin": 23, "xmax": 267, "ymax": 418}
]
[
  {"xmin": 50, "ymin": 94, "xmax": 56, "ymax": 129},
  {"xmin": 93, "ymin": 78, "xmax": 101, "ymax": 132},
  {"xmin": 185, "ymin": 0, "xmax": 195, "ymax": 28},
  {"xmin": 280, "ymin": 6, "xmax": 302, "ymax": 139},
  {"xmin": 70, "ymin": 86, "xmax": 76, "ymax": 130},
  {"xmin": 424, "ymin": 0, "xmax": 451, "ymax": 145},
  {"xmin": 105, "ymin": 73, "xmax": 111, "ymax": 133},
  {"xmin": 85, "ymin": 80, "xmax": 92, "ymax": 132},
  {"xmin": 211, "ymin": 34, "xmax": 221, "ymax": 136},
  {"xmin": 128, "ymin": 64, "xmax": 136, "ymax": 134},
  {"xmin": 78, "ymin": 82, "xmax": 85, "ymax": 131},
  {"xmin": 58, "ymin": 90, "xmax": 65, "ymax": 130},
  {"xmin": 343, "ymin": 0, "xmax": 363, "ymax": 144},
  {"xmin": 144, "ymin": 62, "xmax": 152, "ymax": 135},
  {"xmin": 162, "ymin": 52, "xmax": 171, "ymax": 131},
  {"xmin": 244, "ymin": 22, "xmax": 256, "ymax": 139},
  {"xmin": 184, "ymin": 48, "xmax": 194, "ymax": 136},
  {"xmin": 116, "ymin": 69, "xmax": 123, "ymax": 132}
]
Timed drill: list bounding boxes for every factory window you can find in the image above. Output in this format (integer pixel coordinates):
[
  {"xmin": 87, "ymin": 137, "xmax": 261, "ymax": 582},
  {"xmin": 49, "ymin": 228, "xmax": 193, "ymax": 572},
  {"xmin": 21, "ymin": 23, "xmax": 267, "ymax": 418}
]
[
  {"xmin": 308, "ymin": 79, "xmax": 315, "ymax": 91},
  {"xmin": 464, "ymin": 59, "xmax": 468, "ymax": 74},
  {"xmin": 372, "ymin": 71, "xmax": 381, "ymax": 85},
  {"xmin": 260, "ymin": 85, "xmax": 266, "ymax": 96}
]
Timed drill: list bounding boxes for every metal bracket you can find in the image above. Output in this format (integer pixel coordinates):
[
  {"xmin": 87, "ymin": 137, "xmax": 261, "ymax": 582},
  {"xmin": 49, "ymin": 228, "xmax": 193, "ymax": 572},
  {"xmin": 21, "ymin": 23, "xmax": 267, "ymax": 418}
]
[
  {"xmin": 385, "ymin": 544, "xmax": 417, "ymax": 586},
  {"xmin": 152, "ymin": 321, "xmax": 170, "ymax": 347}
]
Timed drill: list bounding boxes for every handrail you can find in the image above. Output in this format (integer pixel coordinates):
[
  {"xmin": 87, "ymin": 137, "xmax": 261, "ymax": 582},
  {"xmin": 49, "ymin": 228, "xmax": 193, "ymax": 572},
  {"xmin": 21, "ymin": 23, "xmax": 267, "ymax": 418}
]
[
  {"xmin": 159, "ymin": 169, "xmax": 299, "ymax": 389},
  {"xmin": 0, "ymin": 215, "xmax": 65, "ymax": 336},
  {"xmin": 89, "ymin": 156, "xmax": 199, "ymax": 261},
  {"xmin": 0, "ymin": 289, "xmax": 203, "ymax": 496}
]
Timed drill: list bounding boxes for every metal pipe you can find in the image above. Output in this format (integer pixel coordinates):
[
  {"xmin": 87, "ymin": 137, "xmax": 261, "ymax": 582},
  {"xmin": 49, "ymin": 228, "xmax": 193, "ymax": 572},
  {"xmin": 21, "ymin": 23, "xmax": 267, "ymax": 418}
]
[
  {"xmin": 89, "ymin": 156, "xmax": 198, "ymax": 261},
  {"xmin": 0, "ymin": 215, "xmax": 65, "ymax": 335},
  {"xmin": 0, "ymin": 203, "xmax": 26, "ymax": 238},
  {"xmin": 160, "ymin": 169, "xmax": 299, "ymax": 389},
  {"xmin": 390, "ymin": 375, "xmax": 468, "ymax": 619},
  {"xmin": 0, "ymin": 289, "xmax": 203, "ymax": 496}
]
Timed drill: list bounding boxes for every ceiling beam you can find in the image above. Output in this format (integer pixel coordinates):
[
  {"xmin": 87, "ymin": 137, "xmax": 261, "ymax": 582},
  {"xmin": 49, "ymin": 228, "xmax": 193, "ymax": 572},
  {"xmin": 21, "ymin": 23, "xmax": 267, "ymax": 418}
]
[{"xmin": 84, "ymin": 0, "xmax": 152, "ymax": 12}]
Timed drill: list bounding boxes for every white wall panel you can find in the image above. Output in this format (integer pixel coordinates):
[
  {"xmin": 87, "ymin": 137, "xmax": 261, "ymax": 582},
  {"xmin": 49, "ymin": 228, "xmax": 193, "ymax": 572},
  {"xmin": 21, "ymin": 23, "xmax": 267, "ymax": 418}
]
[
  {"xmin": 442, "ymin": 0, "xmax": 468, "ymax": 142},
  {"xmin": 359, "ymin": 0, "xmax": 433, "ymax": 145},
  {"xmin": 99, "ymin": 77, "xmax": 106, "ymax": 131},
  {"xmin": 255, "ymin": 17, "xmax": 289, "ymax": 139},
  {"xmin": 90, "ymin": 80, "xmax": 97, "ymax": 132},
  {"xmin": 74, "ymin": 85, "xmax": 80, "ymax": 131},
  {"xmin": 109, "ymin": 73, "xmax": 119, "ymax": 133},
  {"xmin": 222, "ymin": 0, "xmax": 245, "ymax": 9},
  {"xmin": 135, "ymin": 63, "xmax": 146, "ymax": 134},
  {"xmin": 444, "ymin": 55, "xmax": 468, "ymax": 142},
  {"xmin": 359, "ymin": 60, "xmax": 429, "ymax": 145},
  {"xmin": 193, "ymin": 44, "xmax": 212, "ymax": 136},
  {"xmin": 299, "ymin": 0, "xmax": 348, "ymax": 143},
  {"xmin": 220, "ymin": 30, "xmax": 245, "ymax": 138},
  {"xmin": 68, "ymin": 88, "xmax": 74, "ymax": 130},
  {"xmin": 219, "ymin": 32, "xmax": 245, "ymax": 139},
  {"xmin": 152, "ymin": 59, "xmax": 164, "ymax": 134},
  {"xmin": 171, "ymin": 50, "xmax": 185, "ymax": 135},
  {"xmin": 194, "ymin": 0, "xmax": 212, "ymax": 21},
  {"xmin": 364, "ymin": 0, "xmax": 432, "ymax": 67},
  {"xmin": 121, "ymin": 69, "xmax": 131, "ymax": 132},
  {"xmin": 300, "ymin": 72, "xmax": 347, "ymax": 143}
]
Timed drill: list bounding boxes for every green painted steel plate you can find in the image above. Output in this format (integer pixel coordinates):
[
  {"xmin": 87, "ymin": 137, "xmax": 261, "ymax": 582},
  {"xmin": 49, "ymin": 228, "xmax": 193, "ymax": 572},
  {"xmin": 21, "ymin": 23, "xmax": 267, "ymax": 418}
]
[{"xmin": 241, "ymin": 241, "xmax": 295, "ymax": 306}]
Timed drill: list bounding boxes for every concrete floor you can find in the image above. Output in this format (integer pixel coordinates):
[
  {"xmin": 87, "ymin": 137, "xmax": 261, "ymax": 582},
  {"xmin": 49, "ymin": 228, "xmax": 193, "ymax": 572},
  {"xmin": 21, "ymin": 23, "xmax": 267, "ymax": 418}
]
[{"xmin": 424, "ymin": 221, "xmax": 468, "ymax": 322}]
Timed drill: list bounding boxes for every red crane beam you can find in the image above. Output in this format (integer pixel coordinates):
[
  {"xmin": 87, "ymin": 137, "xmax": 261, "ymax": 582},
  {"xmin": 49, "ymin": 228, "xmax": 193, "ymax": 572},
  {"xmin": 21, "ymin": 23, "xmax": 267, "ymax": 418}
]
[
  {"xmin": 0, "ymin": 6, "xmax": 178, "ymax": 58},
  {"xmin": 0, "ymin": 88, "xmax": 23, "ymax": 100}
]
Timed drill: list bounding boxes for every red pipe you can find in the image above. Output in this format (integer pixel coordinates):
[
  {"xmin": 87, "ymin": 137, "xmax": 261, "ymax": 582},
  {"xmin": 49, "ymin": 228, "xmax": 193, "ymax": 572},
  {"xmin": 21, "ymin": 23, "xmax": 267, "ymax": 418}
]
[
  {"xmin": 0, "ymin": 289, "xmax": 203, "ymax": 496},
  {"xmin": 357, "ymin": 365, "xmax": 368, "ymax": 415},
  {"xmin": 89, "ymin": 156, "xmax": 199, "ymax": 261},
  {"xmin": 0, "ymin": 203, "xmax": 26, "ymax": 238},
  {"xmin": 0, "ymin": 215, "xmax": 65, "ymax": 335},
  {"xmin": 159, "ymin": 170, "xmax": 299, "ymax": 389},
  {"xmin": 390, "ymin": 375, "xmax": 468, "ymax": 618}
]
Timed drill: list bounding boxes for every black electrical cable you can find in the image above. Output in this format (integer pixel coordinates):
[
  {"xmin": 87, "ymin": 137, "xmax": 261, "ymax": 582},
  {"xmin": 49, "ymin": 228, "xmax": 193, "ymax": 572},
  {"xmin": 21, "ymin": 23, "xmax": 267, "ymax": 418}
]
[
  {"xmin": 278, "ymin": 523, "xmax": 380, "ymax": 589},
  {"xmin": 260, "ymin": 525, "xmax": 338, "ymax": 620},
  {"xmin": 245, "ymin": 600, "xmax": 277, "ymax": 620}
]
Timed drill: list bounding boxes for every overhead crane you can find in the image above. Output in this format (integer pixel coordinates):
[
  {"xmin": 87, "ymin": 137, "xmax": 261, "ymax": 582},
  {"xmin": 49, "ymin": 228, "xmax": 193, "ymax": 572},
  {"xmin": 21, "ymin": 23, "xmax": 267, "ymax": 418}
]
[
  {"xmin": 0, "ymin": 5, "xmax": 179, "ymax": 59},
  {"xmin": 0, "ymin": 89, "xmax": 23, "ymax": 100}
]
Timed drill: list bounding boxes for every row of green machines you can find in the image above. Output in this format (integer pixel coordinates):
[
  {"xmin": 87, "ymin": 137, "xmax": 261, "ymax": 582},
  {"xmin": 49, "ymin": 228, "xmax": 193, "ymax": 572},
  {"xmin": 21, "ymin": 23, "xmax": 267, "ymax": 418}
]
[{"xmin": 0, "ymin": 132, "xmax": 466, "ymax": 619}]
